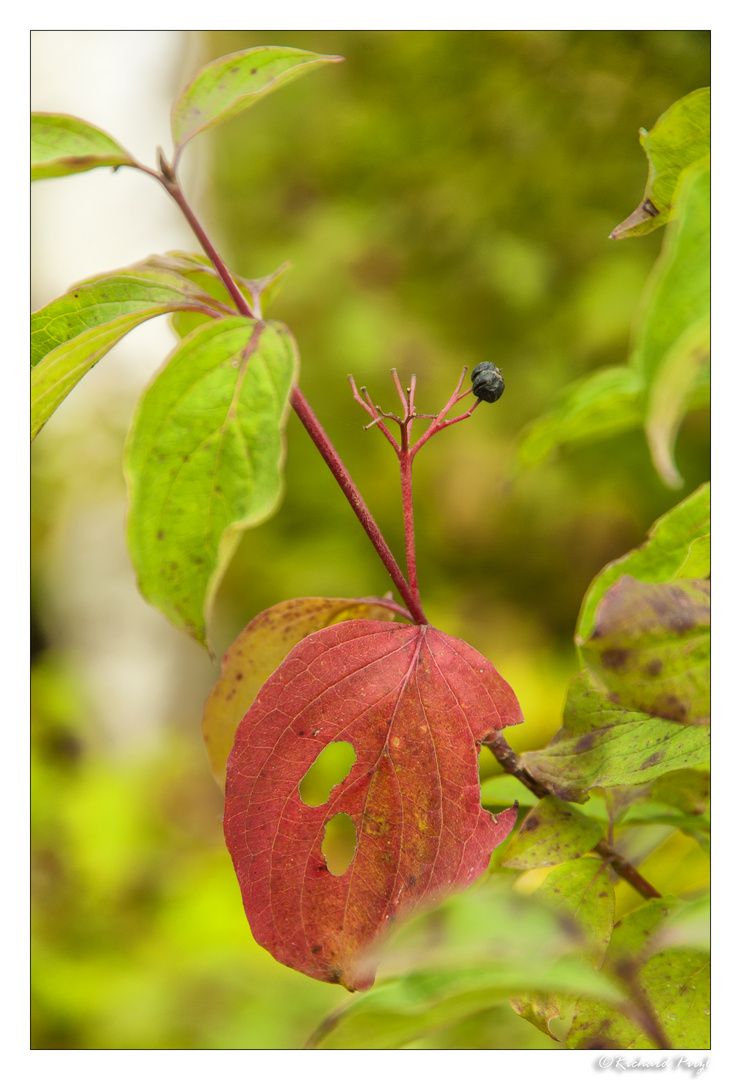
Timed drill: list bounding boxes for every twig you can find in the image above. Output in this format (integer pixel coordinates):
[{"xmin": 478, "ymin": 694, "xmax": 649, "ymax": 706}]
[
  {"xmin": 593, "ymin": 839, "xmax": 661, "ymax": 901},
  {"xmin": 482, "ymin": 732, "xmax": 662, "ymax": 901}
]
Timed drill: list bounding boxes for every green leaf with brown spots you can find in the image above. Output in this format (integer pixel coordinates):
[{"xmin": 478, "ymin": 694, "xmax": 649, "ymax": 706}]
[
  {"xmin": 610, "ymin": 88, "xmax": 709, "ymax": 239},
  {"xmin": 571, "ymin": 947, "xmax": 710, "ymax": 1049},
  {"xmin": 171, "ymin": 46, "xmax": 343, "ymax": 152},
  {"xmin": 31, "ymin": 112, "xmax": 134, "ymax": 180},
  {"xmin": 124, "ymin": 316, "xmax": 298, "ymax": 648},
  {"xmin": 578, "ymin": 484, "xmax": 709, "ymax": 641},
  {"xmin": 568, "ymin": 896, "xmax": 709, "ymax": 1048},
  {"xmin": 578, "ymin": 576, "xmax": 709, "ymax": 723},
  {"xmin": 511, "ymin": 858, "xmax": 615, "ymax": 1040},
  {"xmin": 521, "ymin": 672, "xmax": 710, "ymax": 803},
  {"xmin": 568, "ymin": 931, "xmax": 709, "ymax": 1049},
  {"xmin": 501, "ymin": 796, "xmax": 604, "ymax": 870}
]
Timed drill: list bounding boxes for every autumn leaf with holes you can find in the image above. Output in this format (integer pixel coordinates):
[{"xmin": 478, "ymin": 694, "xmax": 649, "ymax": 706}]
[{"xmin": 224, "ymin": 619, "xmax": 522, "ymax": 991}]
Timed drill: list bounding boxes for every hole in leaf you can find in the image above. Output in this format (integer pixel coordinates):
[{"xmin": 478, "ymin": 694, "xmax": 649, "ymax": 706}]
[
  {"xmin": 299, "ymin": 741, "xmax": 356, "ymax": 806},
  {"xmin": 322, "ymin": 813, "xmax": 357, "ymax": 876}
]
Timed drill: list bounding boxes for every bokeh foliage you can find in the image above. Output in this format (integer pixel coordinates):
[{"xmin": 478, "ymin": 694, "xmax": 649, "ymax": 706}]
[{"xmin": 31, "ymin": 30, "xmax": 709, "ymax": 1049}]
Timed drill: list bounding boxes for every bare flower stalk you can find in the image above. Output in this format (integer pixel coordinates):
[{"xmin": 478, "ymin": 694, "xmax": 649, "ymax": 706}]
[
  {"xmin": 290, "ymin": 386, "xmax": 427, "ymax": 624},
  {"xmin": 349, "ymin": 368, "xmax": 485, "ymax": 625}
]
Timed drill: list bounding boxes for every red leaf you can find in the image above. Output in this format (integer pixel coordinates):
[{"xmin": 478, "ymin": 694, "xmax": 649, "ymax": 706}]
[{"xmin": 224, "ymin": 620, "xmax": 523, "ymax": 990}]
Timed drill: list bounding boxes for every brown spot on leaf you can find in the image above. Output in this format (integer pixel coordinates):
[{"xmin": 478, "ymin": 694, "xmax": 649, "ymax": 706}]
[
  {"xmin": 601, "ymin": 648, "xmax": 630, "ymax": 670},
  {"xmin": 575, "ymin": 731, "xmax": 598, "ymax": 753},
  {"xmin": 656, "ymin": 695, "xmax": 689, "ymax": 722},
  {"xmin": 644, "ymin": 658, "xmax": 663, "ymax": 677},
  {"xmin": 522, "ymin": 814, "xmax": 541, "ymax": 832},
  {"xmin": 642, "ymin": 198, "xmax": 660, "ymax": 217},
  {"xmin": 641, "ymin": 751, "xmax": 665, "ymax": 769},
  {"xmin": 63, "ymin": 154, "xmax": 104, "ymax": 167}
]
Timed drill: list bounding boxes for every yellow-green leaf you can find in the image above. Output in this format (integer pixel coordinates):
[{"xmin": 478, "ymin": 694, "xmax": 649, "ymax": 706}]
[
  {"xmin": 31, "ymin": 112, "xmax": 134, "ymax": 180},
  {"xmin": 125, "ymin": 317, "xmax": 298, "ymax": 648},
  {"xmin": 611, "ymin": 88, "xmax": 709, "ymax": 239},
  {"xmin": 171, "ymin": 46, "xmax": 343, "ymax": 151}
]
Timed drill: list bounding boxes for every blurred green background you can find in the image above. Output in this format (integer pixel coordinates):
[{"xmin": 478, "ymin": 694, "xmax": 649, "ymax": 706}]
[{"xmin": 31, "ymin": 30, "xmax": 710, "ymax": 1049}]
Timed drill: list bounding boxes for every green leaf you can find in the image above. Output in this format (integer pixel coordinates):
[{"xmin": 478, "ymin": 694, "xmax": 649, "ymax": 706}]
[
  {"xmin": 511, "ymin": 858, "xmax": 614, "ymax": 1039},
  {"xmin": 521, "ymin": 672, "xmax": 710, "ymax": 803},
  {"xmin": 32, "ymin": 264, "xmax": 223, "ymax": 367},
  {"xmin": 536, "ymin": 859, "xmax": 615, "ymax": 965},
  {"xmin": 309, "ymin": 879, "xmax": 622, "ymax": 1049},
  {"xmin": 480, "ymin": 774, "xmax": 537, "ymax": 811},
  {"xmin": 32, "ymin": 317, "xmax": 155, "ymax": 439},
  {"xmin": 311, "ymin": 959, "xmax": 615, "ymax": 1049},
  {"xmin": 124, "ymin": 317, "xmax": 298, "ymax": 648},
  {"xmin": 31, "ymin": 265, "xmax": 228, "ymax": 439},
  {"xmin": 579, "ymin": 576, "xmax": 710, "ymax": 723},
  {"xmin": 645, "ymin": 317, "xmax": 709, "ymax": 490},
  {"xmin": 568, "ymin": 947, "xmax": 709, "ymax": 1049},
  {"xmin": 167, "ymin": 253, "xmax": 292, "ymax": 340},
  {"xmin": 636, "ymin": 163, "xmax": 710, "ymax": 486},
  {"xmin": 654, "ymin": 894, "xmax": 710, "ymax": 953},
  {"xmin": 568, "ymin": 896, "xmax": 709, "ymax": 1048},
  {"xmin": 502, "ymin": 796, "xmax": 604, "ymax": 869},
  {"xmin": 611, "ymin": 88, "xmax": 709, "ymax": 239},
  {"xmin": 605, "ymin": 896, "xmax": 685, "ymax": 963},
  {"xmin": 171, "ymin": 46, "xmax": 343, "ymax": 151},
  {"xmin": 516, "ymin": 365, "xmax": 643, "ymax": 468},
  {"xmin": 31, "ymin": 113, "xmax": 134, "ymax": 180},
  {"xmin": 651, "ymin": 768, "xmax": 709, "ymax": 816},
  {"xmin": 578, "ymin": 484, "xmax": 709, "ymax": 641},
  {"xmin": 642, "ymin": 771, "xmax": 710, "ymax": 852}
]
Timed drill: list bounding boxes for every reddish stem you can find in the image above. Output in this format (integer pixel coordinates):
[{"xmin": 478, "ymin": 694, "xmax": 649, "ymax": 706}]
[
  {"xmin": 291, "ymin": 387, "xmax": 427, "ymax": 625},
  {"xmin": 145, "ymin": 159, "xmax": 424, "ymax": 622},
  {"xmin": 399, "ymin": 423, "xmax": 423, "ymax": 619},
  {"xmin": 158, "ymin": 176, "xmax": 256, "ymax": 319}
]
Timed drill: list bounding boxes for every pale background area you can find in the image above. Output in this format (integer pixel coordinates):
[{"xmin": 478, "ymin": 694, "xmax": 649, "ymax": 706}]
[{"xmin": 31, "ymin": 31, "xmax": 217, "ymax": 753}]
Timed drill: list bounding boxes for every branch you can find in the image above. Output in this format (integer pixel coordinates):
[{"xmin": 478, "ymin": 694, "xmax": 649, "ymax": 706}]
[
  {"xmin": 592, "ymin": 838, "xmax": 662, "ymax": 901},
  {"xmin": 482, "ymin": 732, "xmax": 662, "ymax": 901},
  {"xmin": 143, "ymin": 157, "xmax": 425, "ymax": 624}
]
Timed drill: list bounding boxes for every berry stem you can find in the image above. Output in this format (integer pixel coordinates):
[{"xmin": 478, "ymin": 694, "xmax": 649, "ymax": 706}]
[{"xmin": 291, "ymin": 386, "xmax": 427, "ymax": 624}]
